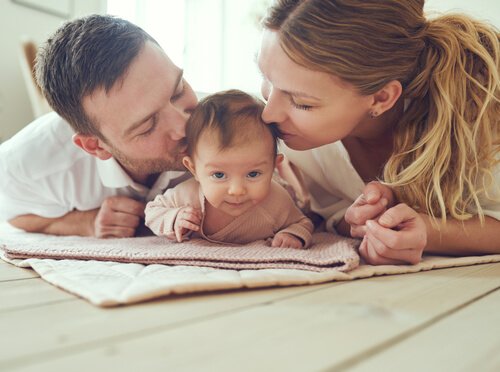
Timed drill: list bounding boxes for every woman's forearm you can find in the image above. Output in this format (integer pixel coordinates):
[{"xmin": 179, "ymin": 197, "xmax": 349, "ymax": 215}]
[{"xmin": 423, "ymin": 215, "xmax": 500, "ymax": 255}]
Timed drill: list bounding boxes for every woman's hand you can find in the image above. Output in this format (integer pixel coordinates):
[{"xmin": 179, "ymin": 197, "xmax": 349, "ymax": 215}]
[
  {"xmin": 359, "ymin": 203, "xmax": 427, "ymax": 265},
  {"xmin": 345, "ymin": 181, "xmax": 395, "ymax": 238}
]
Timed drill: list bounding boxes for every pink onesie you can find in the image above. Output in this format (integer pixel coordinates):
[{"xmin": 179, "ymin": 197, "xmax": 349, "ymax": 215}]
[{"xmin": 145, "ymin": 178, "xmax": 314, "ymax": 247}]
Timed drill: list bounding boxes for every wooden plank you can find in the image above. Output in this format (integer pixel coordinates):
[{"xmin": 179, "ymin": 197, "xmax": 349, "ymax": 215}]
[
  {"xmin": 0, "ymin": 278, "xmax": 76, "ymax": 312},
  {"xmin": 0, "ymin": 261, "xmax": 39, "ymax": 281},
  {"xmin": 3, "ymin": 263, "xmax": 499, "ymax": 371},
  {"xmin": 348, "ymin": 287, "xmax": 500, "ymax": 372},
  {"xmin": 0, "ymin": 280, "xmax": 334, "ymax": 368}
]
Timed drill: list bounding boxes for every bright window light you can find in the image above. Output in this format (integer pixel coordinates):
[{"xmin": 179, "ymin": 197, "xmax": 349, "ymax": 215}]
[{"xmin": 107, "ymin": 0, "xmax": 271, "ymax": 95}]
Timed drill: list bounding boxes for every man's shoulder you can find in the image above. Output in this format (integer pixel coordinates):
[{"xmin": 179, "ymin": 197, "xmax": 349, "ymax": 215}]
[
  {"xmin": 170, "ymin": 177, "xmax": 199, "ymax": 195},
  {"xmin": 0, "ymin": 112, "xmax": 92, "ymax": 180}
]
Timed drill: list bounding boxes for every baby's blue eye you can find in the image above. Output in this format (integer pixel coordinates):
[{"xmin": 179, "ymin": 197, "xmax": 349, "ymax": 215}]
[
  {"xmin": 247, "ymin": 171, "xmax": 261, "ymax": 178},
  {"xmin": 212, "ymin": 172, "xmax": 226, "ymax": 179}
]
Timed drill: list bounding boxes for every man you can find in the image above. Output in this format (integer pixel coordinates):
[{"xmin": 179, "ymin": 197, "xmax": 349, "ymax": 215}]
[{"xmin": 0, "ymin": 15, "xmax": 197, "ymax": 238}]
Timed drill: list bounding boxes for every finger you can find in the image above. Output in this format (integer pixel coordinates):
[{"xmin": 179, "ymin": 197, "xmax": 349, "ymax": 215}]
[
  {"xmin": 365, "ymin": 234, "xmax": 406, "ymax": 265},
  {"xmin": 175, "ymin": 226, "xmax": 183, "ymax": 242},
  {"xmin": 271, "ymin": 236, "xmax": 283, "ymax": 247},
  {"xmin": 102, "ymin": 211, "xmax": 141, "ymax": 228},
  {"xmin": 346, "ymin": 198, "xmax": 388, "ymax": 226},
  {"xmin": 351, "ymin": 193, "xmax": 369, "ymax": 208},
  {"xmin": 350, "ymin": 224, "xmax": 367, "ymax": 238},
  {"xmin": 97, "ymin": 225, "xmax": 136, "ymax": 238},
  {"xmin": 378, "ymin": 203, "xmax": 415, "ymax": 229},
  {"xmin": 104, "ymin": 197, "xmax": 146, "ymax": 218},
  {"xmin": 366, "ymin": 220, "xmax": 422, "ymax": 258},
  {"xmin": 358, "ymin": 236, "xmax": 368, "ymax": 261},
  {"xmin": 183, "ymin": 212, "xmax": 202, "ymax": 225},
  {"xmin": 279, "ymin": 237, "xmax": 294, "ymax": 248},
  {"xmin": 363, "ymin": 182, "xmax": 384, "ymax": 204},
  {"xmin": 181, "ymin": 208, "xmax": 203, "ymax": 223},
  {"xmin": 178, "ymin": 220, "xmax": 200, "ymax": 232},
  {"xmin": 290, "ymin": 239, "xmax": 303, "ymax": 249},
  {"xmin": 183, "ymin": 207, "xmax": 203, "ymax": 218},
  {"xmin": 365, "ymin": 232, "xmax": 412, "ymax": 264}
]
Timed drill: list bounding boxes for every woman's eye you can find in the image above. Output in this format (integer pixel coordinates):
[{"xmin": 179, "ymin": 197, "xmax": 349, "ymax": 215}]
[
  {"xmin": 211, "ymin": 172, "xmax": 226, "ymax": 179},
  {"xmin": 247, "ymin": 171, "xmax": 261, "ymax": 178},
  {"xmin": 289, "ymin": 97, "xmax": 313, "ymax": 111}
]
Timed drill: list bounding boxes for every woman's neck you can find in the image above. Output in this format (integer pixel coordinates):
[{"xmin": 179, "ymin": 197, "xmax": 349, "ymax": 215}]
[{"xmin": 352, "ymin": 98, "xmax": 404, "ymax": 147}]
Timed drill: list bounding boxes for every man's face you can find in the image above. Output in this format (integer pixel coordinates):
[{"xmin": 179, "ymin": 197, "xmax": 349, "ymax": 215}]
[{"xmin": 82, "ymin": 41, "xmax": 198, "ymax": 182}]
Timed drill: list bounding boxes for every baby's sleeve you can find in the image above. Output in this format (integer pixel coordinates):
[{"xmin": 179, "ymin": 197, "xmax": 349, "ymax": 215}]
[
  {"xmin": 271, "ymin": 183, "xmax": 314, "ymax": 248},
  {"xmin": 144, "ymin": 189, "xmax": 182, "ymax": 239}
]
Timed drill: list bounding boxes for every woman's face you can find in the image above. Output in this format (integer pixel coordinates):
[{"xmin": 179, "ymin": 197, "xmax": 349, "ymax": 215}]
[{"xmin": 257, "ymin": 30, "xmax": 373, "ymax": 150}]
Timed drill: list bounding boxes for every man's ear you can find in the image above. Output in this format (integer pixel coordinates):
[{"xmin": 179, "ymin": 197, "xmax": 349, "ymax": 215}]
[
  {"xmin": 182, "ymin": 156, "xmax": 198, "ymax": 180},
  {"xmin": 275, "ymin": 153, "xmax": 284, "ymax": 167},
  {"xmin": 72, "ymin": 134, "xmax": 112, "ymax": 160},
  {"xmin": 369, "ymin": 80, "xmax": 403, "ymax": 117}
]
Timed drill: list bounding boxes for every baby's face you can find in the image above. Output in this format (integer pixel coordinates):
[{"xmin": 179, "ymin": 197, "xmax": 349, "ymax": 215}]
[{"xmin": 185, "ymin": 130, "xmax": 278, "ymax": 217}]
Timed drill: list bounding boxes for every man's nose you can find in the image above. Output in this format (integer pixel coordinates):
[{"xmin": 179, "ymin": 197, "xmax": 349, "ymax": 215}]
[{"xmin": 168, "ymin": 108, "xmax": 190, "ymax": 141}]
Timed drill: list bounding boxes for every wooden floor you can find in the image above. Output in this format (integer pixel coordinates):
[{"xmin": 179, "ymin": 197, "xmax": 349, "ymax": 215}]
[{"xmin": 1, "ymin": 259, "xmax": 499, "ymax": 372}]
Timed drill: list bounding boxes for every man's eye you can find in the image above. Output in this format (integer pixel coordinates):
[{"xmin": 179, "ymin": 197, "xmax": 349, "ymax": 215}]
[
  {"xmin": 211, "ymin": 172, "xmax": 226, "ymax": 179},
  {"xmin": 138, "ymin": 116, "xmax": 158, "ymax": 137},
  {"xmin": 247, "ymin": 171, "xmax": 261, "ymax": 178}
]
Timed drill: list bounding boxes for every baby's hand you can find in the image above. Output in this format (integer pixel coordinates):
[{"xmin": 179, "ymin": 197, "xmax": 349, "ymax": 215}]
[
  {"xmin": 173, "ymin": 206, "xmax": 202, "ymax": 242},
  {"xmin": 345, "ymin": 181, "xmax": 395, "ymax": 238},
  {"xmin": 271, "ymin": 232, "xmax": 304, "ymax": 249}
]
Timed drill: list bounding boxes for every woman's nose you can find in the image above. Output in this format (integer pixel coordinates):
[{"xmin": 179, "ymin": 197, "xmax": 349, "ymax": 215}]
[{"xmin": 261, "ymin": 89, "xmax": 286, "ymax": 124}]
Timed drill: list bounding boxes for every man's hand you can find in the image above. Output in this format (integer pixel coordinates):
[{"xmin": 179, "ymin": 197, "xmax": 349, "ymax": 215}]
[
  {"xmin": 271, "ymin": 232, "xmax": 304, "ymax": 249},
  {"xmin": 94, "ymin": 196, "xmax": 146, "ymax": 238},
  {"xmin": 345, "ymin": 181, "xmax": 395, "ymax": 238},
  {"xmin": 173, "ymin": 206, "xmax": 202, "ymax": 242},
  {"xmin": 359, "ymin": 203, "xmax": 427, "ymax": 265}
]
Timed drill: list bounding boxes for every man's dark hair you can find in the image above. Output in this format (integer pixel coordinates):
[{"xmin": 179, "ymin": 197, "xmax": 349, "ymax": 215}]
[{"xmin": 35, "ymin": 14, "xmax": 158, "ymax": 137}]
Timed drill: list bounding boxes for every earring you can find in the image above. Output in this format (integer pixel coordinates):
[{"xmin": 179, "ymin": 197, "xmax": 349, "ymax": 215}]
[{"xmin": 369, "ymin": 111, "xmax": 378, "ymax": 119}]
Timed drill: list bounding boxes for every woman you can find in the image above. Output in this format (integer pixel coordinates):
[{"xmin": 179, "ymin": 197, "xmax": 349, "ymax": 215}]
[{"xmin": 258, "ymin": 0, "xmax": 500, "ymax": 265}]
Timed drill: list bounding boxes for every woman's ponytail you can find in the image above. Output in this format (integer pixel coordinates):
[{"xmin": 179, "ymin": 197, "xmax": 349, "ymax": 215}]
[{"xmin": 385, "ymin": 14, "xmax": 500, "ymax": 223}]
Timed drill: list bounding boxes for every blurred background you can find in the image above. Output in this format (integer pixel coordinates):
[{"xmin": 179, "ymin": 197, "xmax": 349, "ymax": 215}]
[{"xmin": 0, "ymin": 0, "xmax": 499, "ymax": 143}]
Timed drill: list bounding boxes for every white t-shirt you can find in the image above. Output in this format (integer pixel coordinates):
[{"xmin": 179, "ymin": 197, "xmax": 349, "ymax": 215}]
[
  {"xmin": 0, "ymin": 112, "xmax": 189, "ymax": 221},
  {"xmin": 283, "ymin": 141, "xmax": 500, "ymax": 231}
]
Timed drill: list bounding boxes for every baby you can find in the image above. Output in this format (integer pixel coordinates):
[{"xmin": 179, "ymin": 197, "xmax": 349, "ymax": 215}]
[{"xmin": 145, "ymin": 90, "xmax": 313, "ymax": 248}]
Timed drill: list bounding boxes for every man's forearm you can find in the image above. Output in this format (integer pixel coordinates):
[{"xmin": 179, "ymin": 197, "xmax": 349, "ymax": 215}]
[
  {"xmin": 424, "ymin": 215, "xmax": 500, "ymax": 255},
  {"xmin": 8, "ymin": 209, "xmax": 98, "ymax": 236}
]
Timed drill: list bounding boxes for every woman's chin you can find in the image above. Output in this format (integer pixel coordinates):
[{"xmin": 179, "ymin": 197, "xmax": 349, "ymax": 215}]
[{"xmin": 279, "ymin": 138, "xmax": 316, "ymax": 151}]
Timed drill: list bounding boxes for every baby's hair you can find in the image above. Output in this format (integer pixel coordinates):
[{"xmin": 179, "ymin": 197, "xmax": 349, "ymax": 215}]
[{"xmin": 186, "ymin": 89, "xmax": 279, "ymax": 157}]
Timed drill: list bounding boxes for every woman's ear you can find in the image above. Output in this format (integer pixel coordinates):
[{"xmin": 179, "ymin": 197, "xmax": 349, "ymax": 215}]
[
  {"xmin": 369, "ymin": 80, "xmax": 403, "ymax": 117},
  {"xmin": 182, "ymin": 156, "xmax": 198, "ymax": 180},
  {"xmin": 72, "ymin": 134, "xmax": 112, "ymax": 160}
]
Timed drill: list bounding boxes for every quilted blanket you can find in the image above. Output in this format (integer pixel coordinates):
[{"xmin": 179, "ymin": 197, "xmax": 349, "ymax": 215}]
[{"xmin": 2, "ymin": 224, "xmax": 500, "ymax": 307}]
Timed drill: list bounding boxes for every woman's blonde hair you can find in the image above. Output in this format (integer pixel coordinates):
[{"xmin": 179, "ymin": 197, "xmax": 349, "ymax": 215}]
[{"xmin": 264, "ymin": 0, "xmax": 500, "ymax": 223}]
